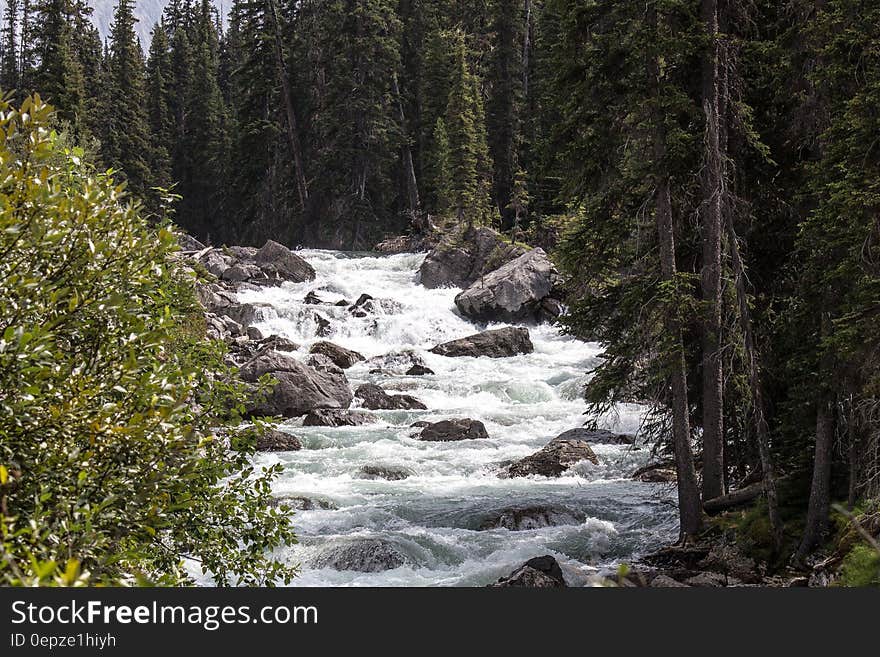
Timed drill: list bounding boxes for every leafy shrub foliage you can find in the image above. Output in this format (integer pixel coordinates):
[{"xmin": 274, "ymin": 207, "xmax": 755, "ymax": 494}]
[{"xmin": 0, "ymin": 95, "xmax": 297, "ymax": 586}]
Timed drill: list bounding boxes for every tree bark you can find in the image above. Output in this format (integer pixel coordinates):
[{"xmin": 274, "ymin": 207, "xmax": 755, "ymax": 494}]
[
  {"xmin": 392, "ymin": 72, "xmax": 421, "ymax": 218},
  {"xmin": 648, "ymin": 11, "xmax": 703, "ymax": 538},
  {"xmin": 522, "ymin": 0, "xmax": 532, "ymax": 100},
  {"xmin": 268, "ymin": 0, "xmax": 309, "ymax": 209},
  {"xmin": 726, "ymin": 218, "xmax": 784, "ymax": 550},
  {"xmin": 796, "ymin": 392, "xmax": 835, "ymax": 560},
  {"xmin": 700, "ymin": 0, "xmax": 726, "ymax": 503}
]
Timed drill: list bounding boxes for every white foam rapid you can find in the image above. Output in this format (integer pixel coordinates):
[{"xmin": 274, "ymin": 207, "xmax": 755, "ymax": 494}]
[{"xmin": 235, "ymin": 250, "xmax": 678, "ymax": 586}]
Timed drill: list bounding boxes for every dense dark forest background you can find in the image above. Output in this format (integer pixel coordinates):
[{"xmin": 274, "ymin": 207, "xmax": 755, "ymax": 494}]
[{"xmin": 1, "ymin": 0, "xmax": 878, "ymax": 572}]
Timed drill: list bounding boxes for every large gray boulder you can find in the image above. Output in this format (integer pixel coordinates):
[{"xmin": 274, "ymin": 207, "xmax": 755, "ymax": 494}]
[
  {"xmin": 418, "ymin": 419, "xmax": 488, "ymax": 441},
  {"xmin": 199, "ymin": 249, "xmax": 234, "ymax": 278},
  {"xmin": 238, "ymin": 351, "xmax": 353, "ymax": 417},
  {"xmin": 255, "ymin": 240, "xmax": 316, "ymax": 283},
  {"xmin": 430, "ymin": 327, "xmax": 533, "ymax": 358},
  {"xmin": 419, "ymin": 227, "xmax": 526, "ymax": 289},
  {"xmin": 309, "ymin": 341, "xmax": 365, "ymax": 369},
  {"xmin": 490, "ymin": 555, "xmax": 567, "ymax": 588},
  {"xmin": 355, "ymin": 383, "xmax": 427, "ymax": 410},
  {"xmin": 506, "ymin": 437, "xmax": 598, "ymax": 478},
  {"xmin": 454, "ymin": 248, "xmax": 562, "ymax": 323}
]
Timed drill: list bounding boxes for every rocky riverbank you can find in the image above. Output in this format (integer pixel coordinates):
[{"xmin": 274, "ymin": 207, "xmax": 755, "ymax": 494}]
[{"xmin": 174, "ymin": 230, "xmax": 806, "ymax": 587}]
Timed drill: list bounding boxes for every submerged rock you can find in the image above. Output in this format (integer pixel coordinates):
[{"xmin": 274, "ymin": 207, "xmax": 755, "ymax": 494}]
[
  {"xmin": 357, "ymin": 464, "xmax": 414, "ymax": 481},
  {"xmin": 303, "ymin": 409, "xmax": 376, "ymax": 427},
  {"xmin": 454, "ymin": 248, "xmax": 562, "ymax": 323},
  {"xmin": 506, "ymin": 437, "xmax": 598, "ymax": 478},
  {"xmin": 406, "ymin": 364, "xmax": 435, "ymax": 376},
  {"xmin": 418, "ymin": 419, "xmax": 488, "ymax": 441},
  {"xmin": 355, "ymin": 383, "xmax": 427, "ymax": 410},
  {"xmin": 430, "ymin": 327, "xmax": 533, "ymax": 358},
  {"xmin": 364, "ymin": 350, "xmax": 429, "ymax": 375},
  {"xmin": 490, "ymin": 555, "xmax": 567, "ymax": 588},
  {"xmin": 480, "ymin": 506, "xmax": 582, "ymax": 531},
  {"xmin": 238, "ymin": 351, "xmax": 353, "ymax": 417},
  {"xmin": 309, "ymin": 341, "xmax": 365, "ymax": 369},
  {"xmin": 311, "ymin": 539, "xmax": 408, "ymax": 572},
  {"xmin": 314, "ymin": 313, "xmax": 332, "ymax": 337}
]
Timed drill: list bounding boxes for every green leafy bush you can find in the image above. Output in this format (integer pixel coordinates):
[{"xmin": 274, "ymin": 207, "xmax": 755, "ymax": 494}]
[{"xmin": 0, "ymin": 95, "xmax": 297, "ymax": 586}]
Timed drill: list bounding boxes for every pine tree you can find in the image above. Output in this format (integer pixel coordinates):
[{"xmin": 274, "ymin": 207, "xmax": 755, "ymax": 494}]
[
  {"xmin": 145, "ymin": 21, "xmax": 174, "ymax": 191},
  {"xmin": 301, "ymin": 0, "xmax": 403, "ymax": 248},
  {"xmin": 427, "ymin": 116, "xmax": 452, "ymax": 216},
  {"xmin": 444, "ymin": 30, "xmax": 493, "ymax": 229},
  {"xmin": 487, "ymin": 0, "xmax": 526, "ymax": 226},
  {"xmin": 224, "ymin": 0, "xmax": 293, "ymax": 243},
  {"xmin": 792, "ymin": 0, "xmax": 880, "ymax": 556},
  {"xmin": 176, "ymin": 0, "xmax": 228, "ymax": 239},
  {"xmin": 1, "ymin": 0, "xmax": 20, "ymax": 92},
  {"xmin": 101, "ymin": 0, "xmax": 152, "ymax": 200},
  {"xmin": 30, "ymin": 0, "xmax": 87, "ymax": 132},
  {"xmin": 550, "ymin": 0, "xmax": 704, "ymax": 537}
]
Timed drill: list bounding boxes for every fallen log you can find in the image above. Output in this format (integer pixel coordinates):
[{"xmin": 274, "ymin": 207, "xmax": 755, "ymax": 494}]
[{"xmin": 703, "ymin": 481, "xmax": 765, "ymax": 514}]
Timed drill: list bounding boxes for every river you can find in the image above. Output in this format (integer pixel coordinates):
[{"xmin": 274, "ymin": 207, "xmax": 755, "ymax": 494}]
[{"xmin": 235, "ymin": 249, "xmax": 678, "ymax": 586}]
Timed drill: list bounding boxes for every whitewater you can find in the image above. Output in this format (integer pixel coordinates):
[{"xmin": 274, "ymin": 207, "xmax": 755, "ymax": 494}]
[{"xmin": 234, "ymin": 249, "xmax": 678, "ymax": 586}]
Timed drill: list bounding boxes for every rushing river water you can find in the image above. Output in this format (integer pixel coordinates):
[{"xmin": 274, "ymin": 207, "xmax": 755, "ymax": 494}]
[{"xmin": 235, "ymin": 249, "xmax": 678, "ymax": 586}]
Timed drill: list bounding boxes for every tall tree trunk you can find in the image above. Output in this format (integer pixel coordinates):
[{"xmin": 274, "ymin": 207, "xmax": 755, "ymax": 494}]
[
  {"xmin": 268, "ymin": 0, "xmax": 309, "ymax": 209},
  {"xmin": 726, "ymin": 219, "xmax": 784, "ymax": 551},
  {"xmin": 847, "ymin": 392, "xmax": 860, "ymax": 507},
  {"xmin": 796, "ymin": 393, "xmax": 835, "ymax": 560},
  {"xmin": 700, "ymin": 0, "xmax": 726, "ymax": 502},
  {"xmin": 648, "ymin": 12, "xmax": 703, "ymax": 538},
  {"xmin": 392, "ymin": 72, "xmax": 421, "ymax": 218},
  {"xmin": 522, "ymin": 0, "xmax": 531, "ymax": 100}
]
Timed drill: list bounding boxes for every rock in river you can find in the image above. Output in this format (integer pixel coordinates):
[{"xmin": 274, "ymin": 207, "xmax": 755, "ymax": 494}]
[
  {"xmin": 255, "ymin": 429, "xmax": 302, "ymax": 452},
  {"xmin": 418, "ymin": 419, "xmax": 488, "ymax": 441},
  {"xmin": 311, "ymin": 539, "xmax": 408, "ymax": 573},
  {"xmin": 419, "ymin": 227, "xmax": 526, "ymax": 289},
  {"xmin": 238, "ymin": 351, "xmax": 353, "ymax": 417},
  {"xmin": 430, "ymin": 327, "xmax": 533, "ymax": 358},
  {"xmin": 254, "ymin": 239, "xmax": 316, "ymax": 283},
  {"xmin": 355, "ymin": 383, "xmax": 427, "ymax": 410},
  {"xmin": 554, "ymin": 428, "xmax": 634, "ymax": 445},
  {"xmin": 309, "ymin": 341, "xmax": 365, "ymax": 369},
  {"xmin": 490, "ymin": 555, "xmax": 567, "ymax": 588},
  {"xmin": 454, "ymin": 248, "xmax": 562, "ymax": 323},
  {"xmin": 357, "ymin": 464, "xmax": 414, "ymax": 481},
  {"xmin": 506, "ymin": 436, "xmax": 598, "ymax": 477},
  {"xmin": 479, "ymin": 506, "xmax": 582, "ymax": 531},
  {"xmin": 303, "ymin": 409, "xmax": 376, "ymax": 427}
]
